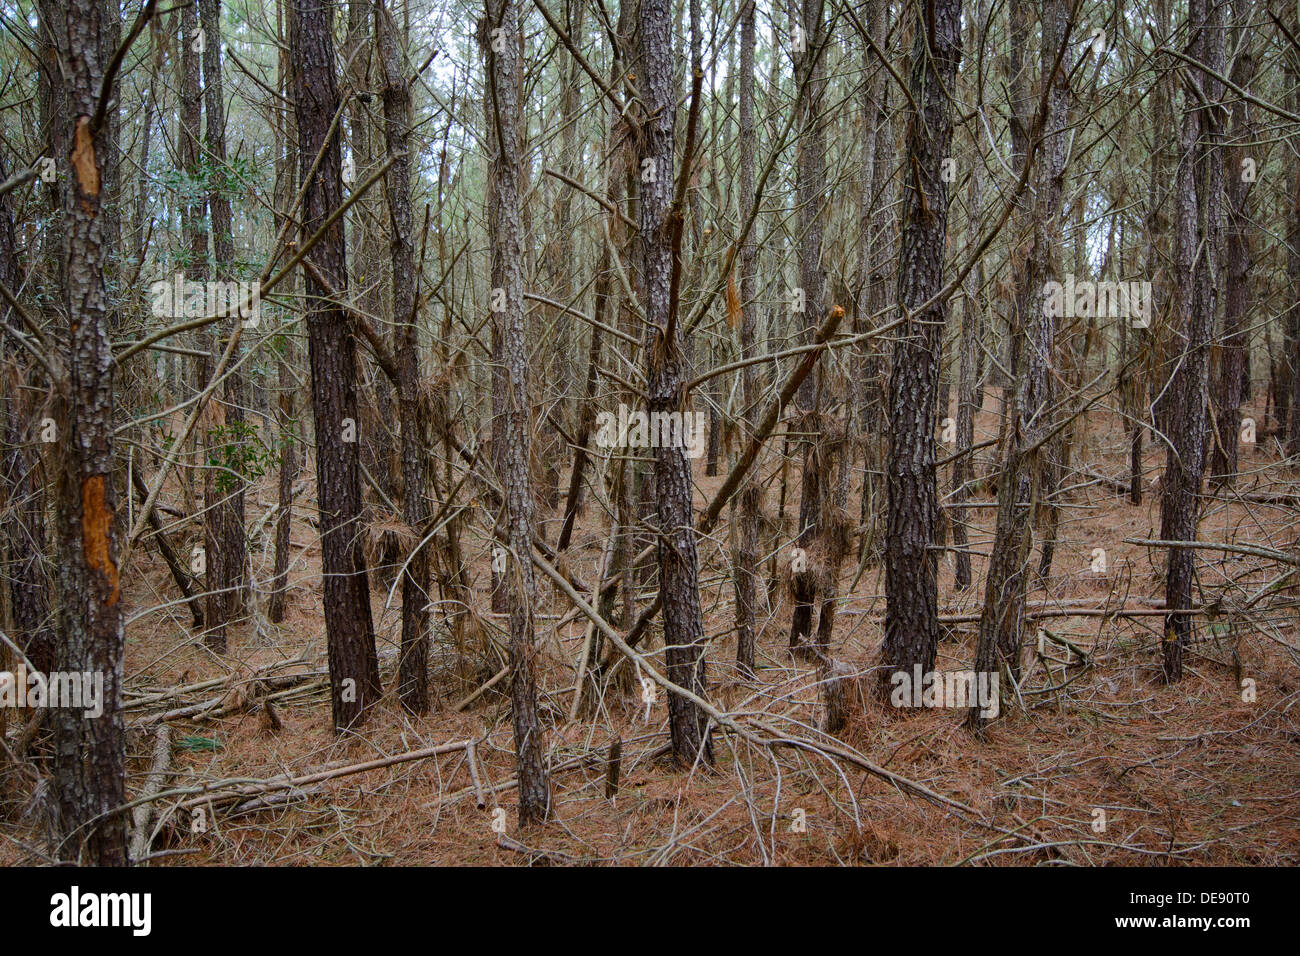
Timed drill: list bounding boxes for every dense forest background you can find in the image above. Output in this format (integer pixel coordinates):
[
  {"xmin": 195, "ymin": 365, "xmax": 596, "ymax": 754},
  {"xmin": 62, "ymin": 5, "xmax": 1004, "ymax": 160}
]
[{"xmin": 0, "ymin": 0, "xmax": 1296, "ymax": 865}]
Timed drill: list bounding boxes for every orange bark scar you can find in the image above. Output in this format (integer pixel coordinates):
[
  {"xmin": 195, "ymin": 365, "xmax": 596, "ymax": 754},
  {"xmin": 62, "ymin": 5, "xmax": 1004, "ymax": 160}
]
[
  {"xmin": 82, "ymin": 475, "xmax": 120, "ymax": 606},
  {"xmin": 71, "ymin": 116, "xmax": 100, "ymax": 198}
]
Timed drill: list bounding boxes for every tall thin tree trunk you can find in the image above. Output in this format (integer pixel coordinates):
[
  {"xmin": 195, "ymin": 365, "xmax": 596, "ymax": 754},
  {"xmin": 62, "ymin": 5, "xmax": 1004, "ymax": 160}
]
[
  {"xmin": 178, "ymin": 0, "xmax": 223, "ymax": 651},
  {"xmin": 1161, "ymin": 0, "xmax": 1225, "ymax": 682},
  {"xmin": 200, "ymin": 0, "xmax": 248, "ymax": 641},
  {"xmin": 1288, "ymin": 27, "xmax": 1300, "ymax": 458},
  {"xmin": 953, "ymin": 0, "xmax": 987, "ymax": 591},
  {"xmin": 52, "ymin": 0, "xmax": 128, "ymax": 865},
  {"xmin": 378, "ymin": 0, "xmax": 430, "ymax": 714},
  {"xmin": 1135, "ymin": 0, "xmax": 1173, "ymax": 505},
  {"xmin": 1213, "ymin": 2, "xmax": 1254, "ymax": 485},
  {"xmin": 858, "ymin": 18, "xmax": 893, "ymax": 564},
  {"xmin": 881, "ymin": 0, "xmax": 962, "ymax": 684},
  {"xmin": 788, "ymin": 0, "xmax": 828, "ymax": 657},
  {"xmin": 483, "ymin": 0, "xmax": 551, "ymax": 823},
  {"xmin": 100, "ymin": 0, "xmax": 121, "ymax": 333},
  {"xmin": 269, "ymin": 0, "xmax": 298, "ymax": 626},
  {"xmin": 291, "ymin": 0, "xmax": 382, "ymax": 729},
  {"xmin": 733, "ymin": 0, "xmax": 760, "ymax": 675},
  {"xmin": 636, "ymin": 0, "xmax": 712, "ymax": 766}
]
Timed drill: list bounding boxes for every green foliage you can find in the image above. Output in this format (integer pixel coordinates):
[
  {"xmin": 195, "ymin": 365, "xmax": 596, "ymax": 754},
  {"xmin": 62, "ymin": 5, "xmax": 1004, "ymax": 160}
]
[
  {"xmin": 206, "ymin": 419, "xmax": 272, "ymax": 493},
  {"xmin": 160, "ymin": 153, "xmax": 256, "ymax": 207}
]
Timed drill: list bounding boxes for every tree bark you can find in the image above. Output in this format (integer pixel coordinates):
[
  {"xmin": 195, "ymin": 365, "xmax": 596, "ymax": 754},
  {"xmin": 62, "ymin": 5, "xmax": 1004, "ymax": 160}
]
[
  {"xmin": 788, "ymin": 0, "xmax": 828, "ymax": 657},
  {"xmin": 951, "ymin": 0, "xmax": 987, "ymax": 592},
  {"xmin": 1161, "ymin": 0, "xmax": 1224, "ymax": 682},
  {"xmin": 200, "ymin": 0, "xmax": 249, "ymax": 644},
  {"xmin": 1134, "ymin": 0, "xmax": 1173, "ymax": 505},
  {"xmin": 51, "ymin": 0, "xmax": 129, "ymax": 865},
  {"xmin": 635, "ymin": 0, "xmax": 712, "ymax": 766},
  {"xmin": 269, "ymin": 0, "xmax": 298, "ymax": 626},
  {"xmin": 881, "ymin": 0, "xmax": 962, "ymax": 684},
  {"xmin": 291, "ymin": 0, "xmax": 382, "ymax": 729},
  {"xmin": 732, "ymin": 0, "xmax": 760, "ymax": 675},
  {"xmin": 483, "ymin": 0, "xmax": 551, "ymax": 823},
  {"xmin": 1212, "ymin": 1, "xmax": 1254, "ymax": 485},
  {"xmin": 377, "ymin": 0, "xmax": 430, "ymax": 715}
]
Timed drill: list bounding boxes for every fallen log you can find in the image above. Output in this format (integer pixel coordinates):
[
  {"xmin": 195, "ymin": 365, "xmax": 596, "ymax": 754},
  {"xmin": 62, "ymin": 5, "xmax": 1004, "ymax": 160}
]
[
  {"xmin": 129, "ymin": 725, "xmax": 172, "ymax": 863},
  {"xmin": 172, "ymin": 738, "xmax": 477, "ymax": 815}
]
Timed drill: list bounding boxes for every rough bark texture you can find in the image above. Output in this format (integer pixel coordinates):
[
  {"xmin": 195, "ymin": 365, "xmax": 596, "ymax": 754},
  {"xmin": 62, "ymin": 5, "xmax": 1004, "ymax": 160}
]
[
  {"xmin": 484, "ymin": 0, "xmax": 551, "ymax": 823},
  {"xmin": 882, "ymin": 0, "xmax": 962, "ymax": 683},
  {"xmin": 1161, "ymin": 0, "xmax": 1225, "ymax": 682},
  {"xmin": 1212, "ymin": 2, "xmax": 1254, "ymax": 485},
  {"xmin": 291, "ymin": 0, "xmax": 382, "ymax": 729},
  {"xmin": 377, "ymin": 0, "xmax": 430, "ymax": 715},
  {"xmin": 636, "ymin": 0, "xmax": 712, "ymax": 766},
  {"xmin": 51, "ymin": 0, "xmax": 129, "ymax": 866}
]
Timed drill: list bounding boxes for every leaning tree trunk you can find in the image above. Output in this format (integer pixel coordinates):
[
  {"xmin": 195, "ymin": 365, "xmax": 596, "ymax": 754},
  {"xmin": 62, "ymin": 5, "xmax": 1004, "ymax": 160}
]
[
  {"xmin": 51, "ymin": 0, "xmax": 129, "ymax": 866},
  {"xmin": 291, "ymin": 0, "xmax": 382, "ymax": 729},
  {"xmin": 483, "ymin": 0, "xmax": 551, "ymax": 823},
  {"xmin": 881, "ymin": 0, "xmax": 962, "ymax": 684},
  {"xmin": 1161, "ymin": 0, "xmax": 1224, "ymax": 682}
]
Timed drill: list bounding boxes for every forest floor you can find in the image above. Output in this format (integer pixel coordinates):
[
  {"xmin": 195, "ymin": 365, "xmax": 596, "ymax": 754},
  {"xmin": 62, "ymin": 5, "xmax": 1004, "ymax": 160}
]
[{"xmin": 3, "ymin": 395, "xmax": 1298, "ymax": 866}]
